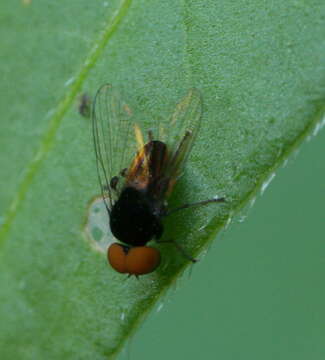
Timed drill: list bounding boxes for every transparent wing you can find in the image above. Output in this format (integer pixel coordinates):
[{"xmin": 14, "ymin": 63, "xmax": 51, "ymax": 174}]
[
  {"xmin": 92, "ymin": 84, "xmax": 136, "ymax": 211},
  {"xmin": 163, "ymin": 88, "xmax": 203, "ymax": 193}
]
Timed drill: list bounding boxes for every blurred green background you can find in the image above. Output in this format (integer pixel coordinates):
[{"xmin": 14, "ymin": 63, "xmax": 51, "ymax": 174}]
[{"xmin": 118, "ymin": 127, "xmax": 325, "ymax": 359}]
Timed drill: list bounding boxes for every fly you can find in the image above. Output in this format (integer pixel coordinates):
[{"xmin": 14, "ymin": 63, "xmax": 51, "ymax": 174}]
[{"xmin": 92, "ymin": 84, "xmax": 225, "ymax": 276}]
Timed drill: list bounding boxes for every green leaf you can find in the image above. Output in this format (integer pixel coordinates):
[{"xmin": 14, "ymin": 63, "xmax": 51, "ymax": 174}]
[{"xmin": 0, "ymin": 0, "xmax": 324, "ymax": 359}]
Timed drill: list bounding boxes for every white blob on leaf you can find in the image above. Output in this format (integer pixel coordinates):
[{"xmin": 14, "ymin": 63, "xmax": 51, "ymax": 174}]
[{"xmin": 84, "ymin": 196, "xmax": 115, "ymax": 254}]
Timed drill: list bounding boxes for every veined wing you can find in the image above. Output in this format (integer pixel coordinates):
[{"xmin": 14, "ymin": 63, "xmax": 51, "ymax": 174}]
[
  {"xmin": 163, "ymin": 88, "xmax": 203, "ymax": 195},
  {"xmin": 121, "ymin": 88, "xmax": 202, "ymax": 200},
  {"xmin": 92, "ymin": 84, "xmax": 136, "ymax": 211}
]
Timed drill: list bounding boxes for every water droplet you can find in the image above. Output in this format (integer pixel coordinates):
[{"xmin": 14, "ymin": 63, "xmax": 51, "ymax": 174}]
[
  {"xmin": 312, "ymin": 116, "xmax": 325, "ymax": 137},
  {"xmin": 157, "ymin": 302, "xmax": 164, "ymax": 312},
  {"xmin": 261, "ymin": 173, "xmax": 276, "ymax": 195},
  {"xmin": 120, "ymin": 312, "xmax": 125, "ymax": 321}
]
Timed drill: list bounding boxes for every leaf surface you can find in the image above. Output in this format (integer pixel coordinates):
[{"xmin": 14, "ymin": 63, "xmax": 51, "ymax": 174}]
[{"xmin": 0, "ymin": 0, "xmax": 324, "ymax": 359}]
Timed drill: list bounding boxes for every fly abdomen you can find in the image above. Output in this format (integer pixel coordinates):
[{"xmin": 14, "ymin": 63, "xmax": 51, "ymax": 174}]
[{"xmin": 110, "ymin": 187, "xmax": 163, "ymax": 246}]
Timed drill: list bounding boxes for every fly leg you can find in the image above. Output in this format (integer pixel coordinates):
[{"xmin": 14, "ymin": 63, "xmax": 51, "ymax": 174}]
[
  {"xmin": 165, "ymin": 197, "xmax": 226, "ymax": 216},
  {"xmin": 156, "ymin": 238, "xmax": 197, "ymax": 263}
]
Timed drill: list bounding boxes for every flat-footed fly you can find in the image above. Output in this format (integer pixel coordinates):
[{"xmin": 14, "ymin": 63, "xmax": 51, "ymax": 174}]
[{"xmin": 92, "ymin": 84, "xmax": 225, "ymax": 276}]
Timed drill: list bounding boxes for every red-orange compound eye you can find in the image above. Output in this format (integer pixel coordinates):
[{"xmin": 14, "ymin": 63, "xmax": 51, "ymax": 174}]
[
  {"xmin": 107, "ymin": 243, "xmax": 128, "ymax": 274},
  {"xmin": 125, "ymin": 246, "xmax": 161, "ymax": 276}
]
